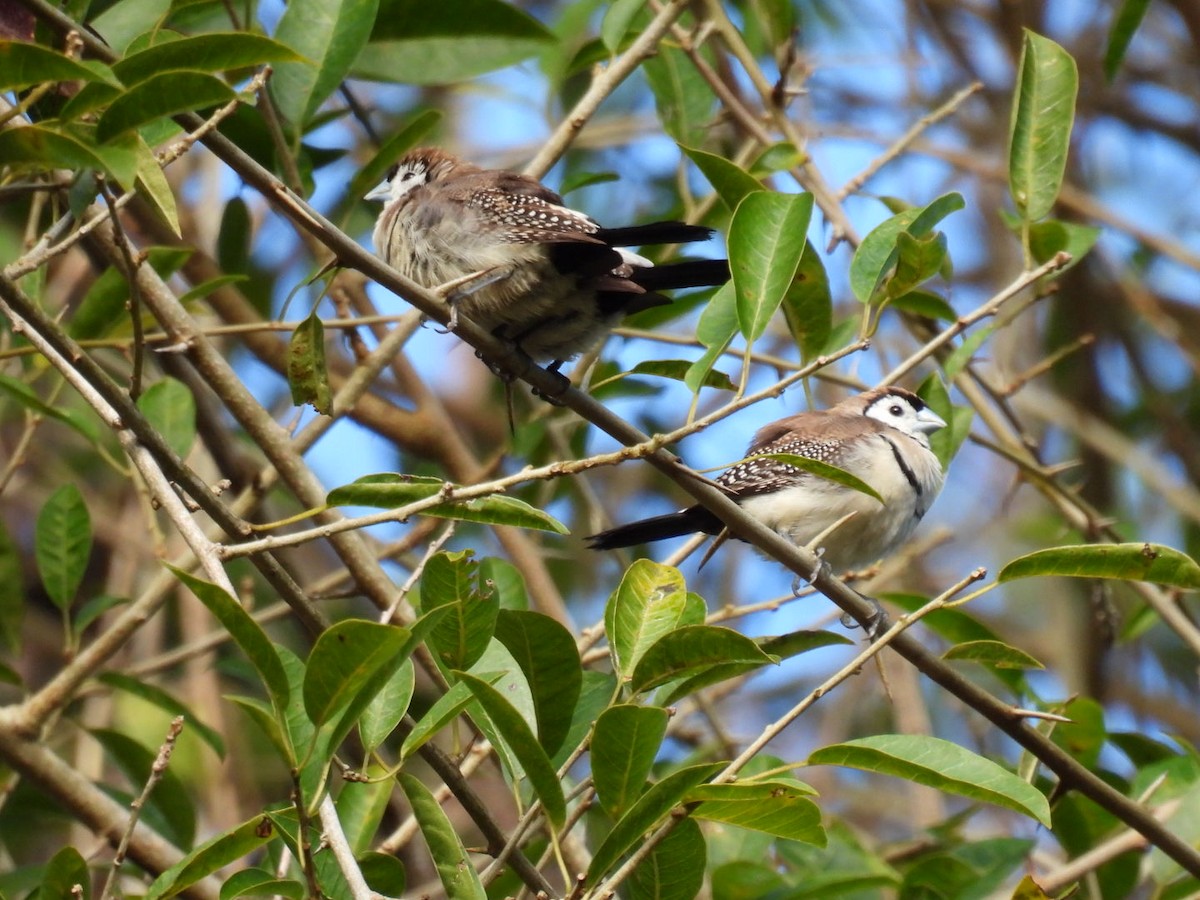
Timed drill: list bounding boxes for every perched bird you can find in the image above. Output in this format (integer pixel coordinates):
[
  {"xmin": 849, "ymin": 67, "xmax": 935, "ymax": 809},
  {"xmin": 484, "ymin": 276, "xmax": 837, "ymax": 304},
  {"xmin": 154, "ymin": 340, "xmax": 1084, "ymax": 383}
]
[
  {"xmin": 586, "ymin": 387, "xmax": 947, "ymax": 574},
  {"xmin": 365, "ymin": 147, "xmax": 729, "ymax": 368}
]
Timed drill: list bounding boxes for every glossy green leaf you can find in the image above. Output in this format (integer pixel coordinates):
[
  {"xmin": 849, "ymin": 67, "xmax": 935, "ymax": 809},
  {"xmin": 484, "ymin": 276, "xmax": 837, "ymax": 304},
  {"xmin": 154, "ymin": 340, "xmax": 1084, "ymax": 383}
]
[
  {"xmin": 88, "ymin": 0, "xmax": 170, "ymax": 54},
  {"xmin": 399, "ymin": 772, "xmax": 487, "ymax": 900},
  {"xmin": 808, "ymin": 734, "xmax": 1051, "ymax": 827},
  {"xmin": 358, "ymin": 658, "xmax": 414, "ymax": 752},
  {"xmin": 337, "ymin": 772, "xmax": 394, "ymax": 855},
  {"xmin": 98, "ymin": 672, "xmax": 225, "ymax": 758},
  {"xmin": 355, "ymin": 0, "xmax": 555, "ymax": 86},
  {"xmin": 628, "ymin": 359, "xmax": 736, "ymax": 392},
  {"xmin": 1027, "ymin": 219, "xmax": 1101, "ymax": 268},
  {"xmin": 681, "ymin": 145, "xmax": 763, "ymax": 211},
  {"xmin": 630, "ymin": 625, "xmax": 776, "ymax": 695},
  {"xmin": 781, "ymin": 242, "xmax": 832, "ymax": 361},
  {"xmin": 358, "ymin": 852, "xmax": 407, "ymax": 898},
  {"xmin": 600, "ymin": 0, "xmax": 645, "ymax": 53},
  {"xmin": 145, "ymin": 816, "xmax": 278, "ymax": 900},
  {"xmin": 1103, "ymin": 0, "xmax": 1152, "ymax": 80},
  {"xmin": 604, "ymin": 559, "xmax": 701, "ymax": 678},
  {"xmin": 38, "ymin": 846, "xmax": 89, "ymax": 900},
  {"xmin": 96, "ymin": 71, "xmax": 236, "ymax": 143},
  {"xmin": 592, "ymin": 704, "xmax": 669, "ymax": 818},
  {"xmin": 883, "ymin": 231, "xmax": 947, "ymax": 303},
  {"xmin": 115, "ymin": 33, "xmax": 302, "ymax": 85},
  {"xmin": 729, "ymin": 192, "xmax": 814, "ymax": 343},
  {"xmin": 137, "ymin": 378, "xmax": 196, "ymax": 460},
  {"xmin": 999, "ymin": 542, "xmax": 1200, "ymax": 590},
  {"xmin": 493, "ymin": 610, "xmax": 581, "ymax": 756},
  {"xmin": 419, "ymin": 551, "xmax": 498, "ymax": 670},
  {"xmin": 456, "ymin": 670, "xmax": 566, "ymax": 826},
  {"xmin": 303, "ymin": 620, "xmax": 412, "ymax": 726},
  {"xmin": 327, "ymin": 474, "xmax": 568, "ymax": 533},
  {"xmin": 628, "ymin": 817, "xmax": 705, "ymax": 900},
  {"xmin": 35, "ymin": 484, "xmax": 91, "ymax": 610},
  {"xmin": 133, "ymin": 135, "xmax": 179, "ymax": 235},
  {"xmin": 0, "ymin": 42, "xmax": 118, "ymax": 91},
  {"xmin": 889, "ymin": 289, "xmax": 957, "ymax": 321},
  {"xmin": 272, "ymin": 0, "xmax": 379, "ymax": 131},
  {"xmin": 552, "ymin": 671, "xmax": 617, "ymax": 769},
  {"xmin": 1008, "ymin": 31, "xmax": 1078, "ymax": 222},
  {"xmin": 684, "ymin": 282, "xmax": 737, "ymax": 394},
  {"xmin": 169, "ymin": 568, "xmax": 290, "ymax": 713},
  {"xmin": 0, "ymin": 123, "xmax": 138, "ymax": 187},
  {"xmin": 586, "ymin": 763, "xmax": 723, "ymax": 886},
  {"xmin": 221, "ymin": 869, "xmax": 304, "ymax": 900},
  {"xmin": 643, "ymin": 42, "xmax": 714, "ymax": 147},
  {"xmin": 688, "ymin": 780, "xmax": 825, "ymax": 844},
  {"xmin": 752, "ymin": 452, "xmax": 883, "ymax": 503},
  {"xmin": 288, "ymin": 309, "xmax": 332, "ymax": 414},
  {"xmin": 850, "ymin": 193, "xmax": 964, "ymax": 303},
  {"xmin": 401, "ymin": 678, "xmax": 483, "ymax": 760},
  {"xmin": 943, "ymin": 640, "xmax": 1045, "ymax": 671}
]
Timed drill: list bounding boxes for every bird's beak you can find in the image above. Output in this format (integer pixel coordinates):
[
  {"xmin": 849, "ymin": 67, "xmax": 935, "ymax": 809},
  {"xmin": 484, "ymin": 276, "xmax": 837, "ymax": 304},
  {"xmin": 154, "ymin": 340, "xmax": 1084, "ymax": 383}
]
[
  {"xmin": 915, "ymin": 407, "xmax": 948, "ymax": 434},
  {"xmin": 364, "ymin": 180, "xmax": 391, "ymax": 202}
]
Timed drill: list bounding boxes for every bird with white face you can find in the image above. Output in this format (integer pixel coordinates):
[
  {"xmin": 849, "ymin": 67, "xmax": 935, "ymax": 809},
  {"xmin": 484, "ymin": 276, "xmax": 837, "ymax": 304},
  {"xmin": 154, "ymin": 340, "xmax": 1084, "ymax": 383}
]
[
  {"xmin": 587, "ymin": 387, "xmax": 948, "ymax": 576},
  {"xmin": 365, "ymin": 147, "xmax": 730, "ymax": 369}
]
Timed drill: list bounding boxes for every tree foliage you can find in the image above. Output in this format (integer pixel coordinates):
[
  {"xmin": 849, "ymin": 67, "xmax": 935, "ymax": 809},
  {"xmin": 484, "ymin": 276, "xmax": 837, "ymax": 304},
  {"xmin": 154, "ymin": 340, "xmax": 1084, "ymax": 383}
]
[{"xmin": 1, "ymin": 1, "xmax": 1199, "ymax": 898}]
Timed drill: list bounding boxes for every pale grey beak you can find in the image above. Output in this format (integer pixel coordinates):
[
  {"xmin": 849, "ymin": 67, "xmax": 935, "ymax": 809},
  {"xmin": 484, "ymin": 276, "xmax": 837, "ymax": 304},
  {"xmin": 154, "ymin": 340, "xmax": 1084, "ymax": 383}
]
[
  {"xmin": 364, "ymin": 179, "xmax": 391, "ymax": 202},
  {"xmin": 915, "ymin": 407, "xmax": 947, "ymax": 434}
]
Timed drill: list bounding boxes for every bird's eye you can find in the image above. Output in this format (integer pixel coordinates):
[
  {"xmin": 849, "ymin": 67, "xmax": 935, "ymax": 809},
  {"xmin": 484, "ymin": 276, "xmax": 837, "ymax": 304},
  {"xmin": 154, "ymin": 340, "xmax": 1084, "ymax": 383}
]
[{"xmin": 889, "ymin": 404, "xmax": 903, "ymax": 416}]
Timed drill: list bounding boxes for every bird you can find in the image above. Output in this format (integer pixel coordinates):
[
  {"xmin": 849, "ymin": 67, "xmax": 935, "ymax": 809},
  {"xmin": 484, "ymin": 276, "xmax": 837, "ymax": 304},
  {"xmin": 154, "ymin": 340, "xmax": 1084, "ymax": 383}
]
[
  {"xmin": 365, "ymin": 147, "xmax": 730, "ymax": 369},
  {"xmin": 586, "ymin": 387, "xmax": 947, "ymax": 575}
]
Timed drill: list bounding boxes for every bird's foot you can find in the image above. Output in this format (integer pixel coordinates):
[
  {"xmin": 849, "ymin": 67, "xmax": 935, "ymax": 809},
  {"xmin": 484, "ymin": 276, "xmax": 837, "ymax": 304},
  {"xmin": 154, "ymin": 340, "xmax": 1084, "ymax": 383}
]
[
  {"xmin": 840, "ymin": 594, "xmax": 888, "ymax": 639},
  {"xmin": 434, "ymin": 266, "xmax": 512, "ymax": 334},
  {"xmin": 530, "ymin": 359, "xmax": 570, "ymax": 406},
  {"xmin": 790, "ymin": 549, "xmax": 829, "ymax": 596}
]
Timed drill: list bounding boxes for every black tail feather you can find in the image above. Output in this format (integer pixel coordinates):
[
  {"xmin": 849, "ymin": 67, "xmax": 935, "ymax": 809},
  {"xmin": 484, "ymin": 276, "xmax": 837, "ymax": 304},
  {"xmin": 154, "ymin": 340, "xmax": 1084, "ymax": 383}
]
[
  {"xmin": 597, "ymin": 221, "xmax": 715, "ymax": 247},
  {"xmin": 632, "ymin": 258, "xmax": 730, "ymax": 291},
  {"xmin": 585, "ymin": 507, "xmax": 722, "ymax": 550}
]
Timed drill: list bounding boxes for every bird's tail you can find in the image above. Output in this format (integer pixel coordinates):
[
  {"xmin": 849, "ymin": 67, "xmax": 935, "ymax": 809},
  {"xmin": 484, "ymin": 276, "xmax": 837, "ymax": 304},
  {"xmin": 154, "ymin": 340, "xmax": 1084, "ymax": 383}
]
[
  {"xmin": 597, "ymin": 221, "xmax": 715, "ymax": 247},
  {"xmin": 585, "ymin": 507, "xmax": 720, "ymax": 550},
  {"xmin": 632, "ymin": 258, "xmax": 730, "ymax": 291}
]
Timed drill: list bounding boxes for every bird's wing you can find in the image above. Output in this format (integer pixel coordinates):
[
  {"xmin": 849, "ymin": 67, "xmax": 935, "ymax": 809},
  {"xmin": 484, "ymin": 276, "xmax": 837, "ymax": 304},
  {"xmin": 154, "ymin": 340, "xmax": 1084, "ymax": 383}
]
[{"xmin": 456, "ymin": 187, "xmax": 606, "ymax": 245}]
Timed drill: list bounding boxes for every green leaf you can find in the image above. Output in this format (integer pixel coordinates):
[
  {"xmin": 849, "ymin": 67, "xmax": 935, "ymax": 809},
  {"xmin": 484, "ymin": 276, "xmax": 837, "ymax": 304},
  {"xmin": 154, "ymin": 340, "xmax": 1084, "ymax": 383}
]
[
  {"xmin": 0, "ymin": 373, "xmax": 98, "ymax": 445},
  {"xmin": 221, "ymin": 869, "xmax": 304, "ymax": 900},
  {"xmin": 752, "ymin": 452, "xmax": 883, "ymax": 503},
  {"xmin": 400, "ymin": 676, "xmax": 491, "ymax": 760},
  {"xmin": 288, "ymin": 309, "xmax": 332, "ymax": 414},
  {"xmin": 0, "ymin": 519, "xmax": 23, "ymax": 652},
  {"xmin": 0, "ymin": 42, "xmax": 119, "ymax": 91},
  {"xmin": 327, "ymin": 474, "xmax": 568, "ymax": 533},
  {"xmin": 38, "ymin": 846, "xmax": 90, "ymax": 900},
  {"xmin": 889, "ymin": 289, "xmax": 958, "ymax": 321},
  {"xmin": 145, "ymin": 815, "xmax": 278, "ymax": 900},
  {"xmin": 592, "ymin": 704, "xmax": 669, "ymax": 818},
  {"xmin": 0, "ymin": 123, "xmax": 137, "ymax": 187},
  {"xmin": 680, "ymin": 145, "xmax": 763, "ymax": 212},
  {"xmin": 96, "ymin": 71, "xmax": 236, "ymax": 143},
  {"xmin": 1103, "ymin": 0, "xmax": 1152, "ymax": 80},
  {"xmin": 92, "ymin": 728, "xmax": 195, "ymax": 845},
  {"xmin": 999, "ymin": 543, "xmax": 1200, "ymax": 590},
  {"xmin": 604, "ymin": 559, "xmax": 701, "ymax": 679},
  {"xmin": 943, "ymin": 640, "xmax": 1045, "ymax": 671},
  {"xmin": 98, "ymin": 672, "xmax": 225, "ymax": 758},
  {"xmin": 586, "ymin": 763, "xmax": 723, "ymax": 886},
  {"xmin": 399, "ymin": 773, "xmax": 487, "ymax": 900},
  {"xmin": 600, "ymin": 0, "xmax": 645, "ymax": 53},
  {"xmin": 884, "ymin": 231, "xmax": 947, "ymax": 302},
  {"xmin": 684, "ymin": 282, "xmax": 737, "ymax": 394},
  {"xmin": 359, "ymin": 852, "xmax": 407, "ymax": 898},
  {"xmin": 169, "ymin": 568, "xmax": 291, "ymax": 714},
  {"xmin": 419, "ymin": 551, "xmax": 498, "ymax": 671},
  {"xmin": 303, "ymin": 620, "xmax": 412, "ymax": 726},
  {"xmin": 850, "ymin": 193, "xmax": 964, "ymax": 304},
  {"xmin": 358, "ymin": 658, "xmax": 414, "ymax": 752},
  {"xmin": 114, "ymin": 34, "xmax": 303, "ymax": 85},
  {"xmin": 643, "ymin": 42, "xmax": 714, "ymax": 147},
  {"xmin": 88, "ymin": 0, "xmax": 171, "ymax": 54},
  {"xmin": 137, "ymin": 378, "xmax": 196, "ymax": 460},
  {"xmin": 35, "ymin": 484, "xmax": 92, "ymax": 610},
  {"xmin": 808, "ymin": 734, "xmax": 1052, "ymax": 827},
  {"xmin": 630, "ymin": 625, "xmax": 775, "ymax": 695},
  {"xmin": 134, "ymin": 135, "xmax": 180, "ymax": 235},
  {"xmin": 627, "ymin": 359, "xmax": 735, "ymax": 392},
  {"xmin": 628, "ymin": 817, "xmax": 706, "ymax": 900},
  {"xmin": 1008, "ymin": 31, "xmax": 1079, "ymax": 222},
  {"xmin": 455, "ymin": 671, "xmax": 566, "ymax": 827},
  {"xmin": 337, "ymin": 772, "xmax": 394, "ymax": 855},
  {"xmin": 355, "ymin": 0, "xmax": 556, "ymax": 86},
  {"xmin": 688, "ymin": 780, "xmax": 825, "ymax": 844},
  {"xmin": 781, "ymin": 242, "xmax": 832, "ymax": 361},
  {"xmin": 1027, "ymin": 219, "xmax": 1101, "ymax": 267},
  {"xmin": 272, "ymin": 0, "xmax": 379, "ymax": 131},
  {"xmin": 493, "ymin": 610, "xmax": 581, "ymax": 756},
  {"xmin": 729, "ymin": 192, "xmax": 814, "ymax": 343},
  {"xmin": 917, "ymin": 373, "xmax": 972, "ymax": 470}
]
